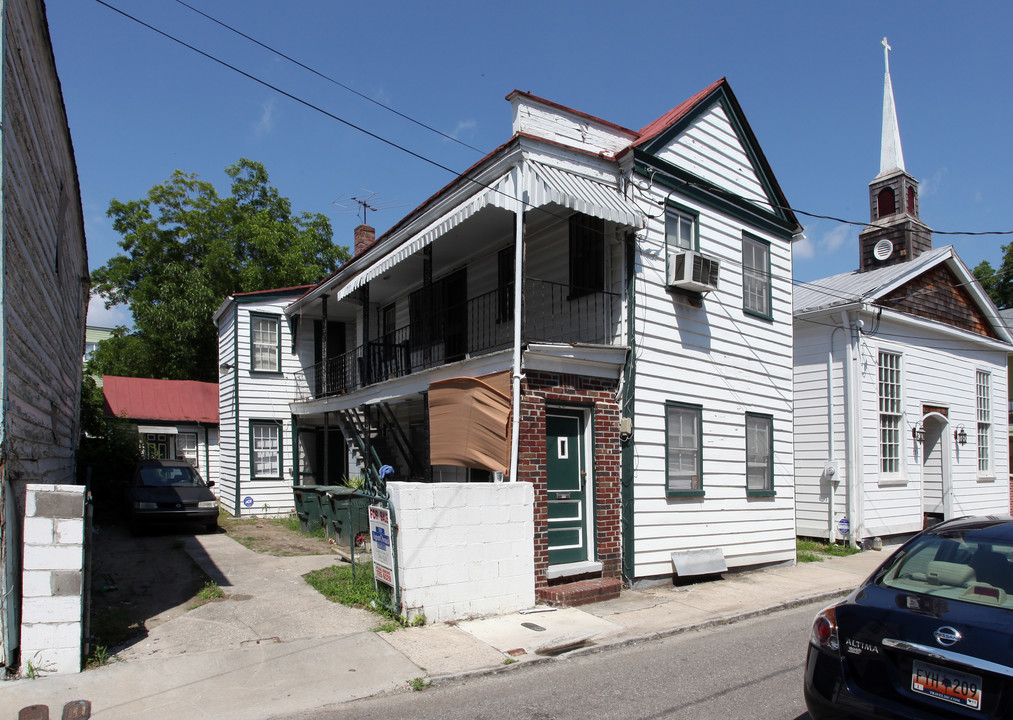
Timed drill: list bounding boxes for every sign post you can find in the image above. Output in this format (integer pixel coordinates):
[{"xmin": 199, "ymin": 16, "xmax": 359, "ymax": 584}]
[{"xmin": 368, "ymin": 504, "xmax": 394, "ymax": 588}]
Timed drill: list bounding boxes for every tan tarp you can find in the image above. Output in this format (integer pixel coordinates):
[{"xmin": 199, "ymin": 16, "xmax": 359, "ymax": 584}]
[{"xmin": 428, "ymin": 371, "xmax": 511, "ymax": 474}]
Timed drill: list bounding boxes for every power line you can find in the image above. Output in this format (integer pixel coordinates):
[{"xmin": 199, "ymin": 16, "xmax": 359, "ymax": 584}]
[{"xmin": 173, "ymin": 0, "xmax": 484, "ymax": 154}]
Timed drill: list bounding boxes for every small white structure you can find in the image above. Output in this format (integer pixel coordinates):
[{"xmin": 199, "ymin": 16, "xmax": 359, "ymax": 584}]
[{"xmin": 793, "ymin": 40, "xmax": 1012, "ymax": 545}]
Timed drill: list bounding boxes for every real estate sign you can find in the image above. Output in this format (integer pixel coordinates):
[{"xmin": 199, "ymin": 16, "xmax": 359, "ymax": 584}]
[{"xmin": 368, "ymin": 504, "xmax": 394, "ymax": 587}]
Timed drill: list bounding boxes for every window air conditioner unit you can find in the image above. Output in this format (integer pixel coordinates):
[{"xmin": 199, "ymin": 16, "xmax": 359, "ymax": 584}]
[{"xmin": 667, "ymin": 250, "xmax": 719, "ymax": 293}]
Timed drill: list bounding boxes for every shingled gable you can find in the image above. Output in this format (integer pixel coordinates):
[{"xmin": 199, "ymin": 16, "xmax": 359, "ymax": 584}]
[
  {"xmin": 625, "ymin": 78, "xmax": 800, "ymax": 237},
  {"xmin": 795, "ymin": 245, "xmax": 1011, "ymax": 343}
]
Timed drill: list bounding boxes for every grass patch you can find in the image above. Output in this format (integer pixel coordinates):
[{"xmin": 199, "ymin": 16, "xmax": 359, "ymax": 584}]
[
  {"xmin": 797, "ymin": 538, "xmax": 862, "ymax": 563},
  {"xmin": 304, "ymin": 562, "xmax": 402, "ymax": 626},
  {"xmin": 408, "ymin": 677, "xmax": 432, "ymax": 691},
  {"xmin": 197, "ymin": 581, "xmax": 225, "ymax": 600},
  {"xmin": 85, "ymin": 644, "xmax": 112, "ymax": 670}
]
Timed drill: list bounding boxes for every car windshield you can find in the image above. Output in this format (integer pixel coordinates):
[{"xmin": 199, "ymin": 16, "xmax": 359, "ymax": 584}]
[
  {"xmin": 138, "ymin": 465, "xmax": 204, "ymax": 488},
  {"xmin": 878, "ymin": 530, "xmax": 1013, "ymax": 609}
]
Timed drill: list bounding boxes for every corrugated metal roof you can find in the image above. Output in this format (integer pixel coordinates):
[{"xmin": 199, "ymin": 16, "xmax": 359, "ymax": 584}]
[
  {"xmin": 102, "ymin": 376, "xmax": 218, "ymax": 424},
  {"xmin": 794, "ymin": 246, "xmax": 953, "ymax": 314}
]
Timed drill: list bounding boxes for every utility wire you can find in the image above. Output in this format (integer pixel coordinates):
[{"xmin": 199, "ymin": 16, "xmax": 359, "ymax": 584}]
[
  {"xmin": 89, "ymin": 0, "xmax": 1013, "ymax": 314},
  {"xmin": 174, "ymin": 0, "xmax": 484, "ymax": 154}
]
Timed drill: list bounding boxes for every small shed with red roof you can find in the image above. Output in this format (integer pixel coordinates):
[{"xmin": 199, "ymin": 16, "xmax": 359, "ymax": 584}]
[{"xmin": 103, "ymin": 375, "xmax": 220, "ymax": 486}]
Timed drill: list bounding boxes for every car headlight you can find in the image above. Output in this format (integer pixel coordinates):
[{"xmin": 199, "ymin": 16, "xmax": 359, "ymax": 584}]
[
  {"xmin": 198, "ymin": 500, "xmax": 218, "ymax": 509},
  {"xmin": 134, "ymin": 501, "xmax": 157, "ymax": 509}
]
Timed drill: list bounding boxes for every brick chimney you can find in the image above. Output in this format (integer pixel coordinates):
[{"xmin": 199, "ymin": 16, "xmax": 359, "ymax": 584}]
[{"xmin": 354, "ymin": 224, "xmax": 376, "ymax": 256}]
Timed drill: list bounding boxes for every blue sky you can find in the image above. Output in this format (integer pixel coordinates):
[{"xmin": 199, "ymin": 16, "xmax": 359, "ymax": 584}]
[{"xmin": 46, "ymin": 1, "xmax": 1013, "ymax": 327}]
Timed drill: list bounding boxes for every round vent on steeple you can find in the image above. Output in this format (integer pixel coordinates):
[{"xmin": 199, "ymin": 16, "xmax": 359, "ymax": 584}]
[{"xmin": 873, "ymin": 239, "xmax": 894, "ymax": 261}]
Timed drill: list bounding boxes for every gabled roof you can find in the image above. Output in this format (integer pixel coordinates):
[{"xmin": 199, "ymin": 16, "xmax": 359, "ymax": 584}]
[
  {"xmin": 794, "ymin": 246, "xmax": 1012, "ymax": 343},
  {"xmin": 102, "ymin": 375, "xmax": 219, "ymax": 424},
  {"xmin": 626, "ymin": 78, "xmax": 800, "ymax": 236}
]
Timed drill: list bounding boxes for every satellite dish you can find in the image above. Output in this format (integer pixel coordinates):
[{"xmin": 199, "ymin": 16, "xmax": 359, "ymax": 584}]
[{"xmin": 874, "ymin": 239, "xmax": 894, "ymax": 261}]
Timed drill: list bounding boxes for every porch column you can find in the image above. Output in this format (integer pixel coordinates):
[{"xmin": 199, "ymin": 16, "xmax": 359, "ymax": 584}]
[
  {"xmin": 509, "ymin": 201, "xmax": 526, "ymax": 481},
  {"xmin": 321, "ymin": 294, "xmax": 329, "ymax": 393},
  {"xmin": 323, "ymin": 411, "xmax": 330, "ymax": 486}
]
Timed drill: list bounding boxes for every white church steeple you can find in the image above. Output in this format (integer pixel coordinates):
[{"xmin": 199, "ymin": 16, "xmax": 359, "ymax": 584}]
[{"xmin": 878, "ymin": 37, "xmax": 906, "ymax": 178}]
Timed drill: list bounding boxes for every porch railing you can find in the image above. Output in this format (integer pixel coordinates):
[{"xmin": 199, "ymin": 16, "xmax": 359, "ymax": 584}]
[{"xmin": 301, "ymin": 278, "xmax": 621, "ymax": 399}]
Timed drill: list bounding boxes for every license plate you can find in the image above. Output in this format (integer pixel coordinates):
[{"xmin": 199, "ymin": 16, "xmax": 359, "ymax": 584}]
[{"xmin": 911, "ymin": 659, "xmax": 982, "ymax": 710}]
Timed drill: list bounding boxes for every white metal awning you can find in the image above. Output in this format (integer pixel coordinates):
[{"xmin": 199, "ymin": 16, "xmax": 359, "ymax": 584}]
[
  {"xmin": 137, "ymin": 425, "xmax": 179, "ymax": 435},
  {"xmin": 333, "ymin": 163, "xmax": 643, "ymax": 302}
]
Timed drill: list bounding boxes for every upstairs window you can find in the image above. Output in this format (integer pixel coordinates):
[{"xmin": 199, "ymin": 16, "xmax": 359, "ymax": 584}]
[
  {"xmin": 977, "ymin": 370, "xmax": 991, "ymax": 474},
  {"xmin": 251, "ymin": 314, "xmax": 281, "ymax": 372},
  {"xmin": 879, "ymin": 351, "xmax": 902, "ymax": 475},
  {"xmin": 569, "ymin": 214, "xmax": 604, "ymax": 298},
  {"xmin": 666, "ymin": 206, "xmax": 696, "ymax": 252},
  {"xmin": 742, "ymin": 234, "xmax": 771, "ymax": 318}
]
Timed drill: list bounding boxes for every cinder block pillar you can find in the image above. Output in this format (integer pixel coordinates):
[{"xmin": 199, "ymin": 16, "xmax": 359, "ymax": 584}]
[{"xmin": 20, "ymin": 484, "xmax": 85, "ymax": 675}]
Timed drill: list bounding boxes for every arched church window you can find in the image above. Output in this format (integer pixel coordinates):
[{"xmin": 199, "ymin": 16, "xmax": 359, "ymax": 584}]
[{"xmin": 877, "ymin": 188, "xmax": 896, "ymax": 217}]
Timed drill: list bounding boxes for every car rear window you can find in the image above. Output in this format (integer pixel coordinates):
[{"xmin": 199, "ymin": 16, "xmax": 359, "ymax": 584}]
[
  {"xmin": 878, "ymin": 532, "xmax": 1013, "ymax": 609},
  {"xmin": 139, "ymin": 466, "xmax": 203, "ymax": 487}
]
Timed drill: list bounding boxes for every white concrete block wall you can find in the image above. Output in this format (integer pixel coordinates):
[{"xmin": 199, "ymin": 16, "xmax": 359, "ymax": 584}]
[
  {"xmin": 21, "ymin": 484, "xmax": 85, "ymax": 675},
  {"xmin": 389, "ymin": 482, "xmax": 535, "ymax": 623}
]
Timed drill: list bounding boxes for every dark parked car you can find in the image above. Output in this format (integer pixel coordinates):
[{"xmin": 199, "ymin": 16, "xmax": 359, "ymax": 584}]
[
  {"xmin": 126, "ymin": 460, "xmax": 218, "ymax": 534},
  {"xmin": 805, "ymin": 516, "xmax": 1013, "ymax": 719}
]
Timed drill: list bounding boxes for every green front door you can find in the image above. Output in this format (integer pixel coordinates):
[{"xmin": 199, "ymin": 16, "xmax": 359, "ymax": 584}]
[{"xmin": 546, "ymin": 410, "xmax": 588, "ymax": 565}]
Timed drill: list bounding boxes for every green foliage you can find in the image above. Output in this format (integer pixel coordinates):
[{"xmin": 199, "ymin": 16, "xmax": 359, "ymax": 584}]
[
  {"xmin": 85, "ymin": 645, "xmax": 112, "ymax": 670},
  {"xmin": 304, "ymin": 563, "xmax": 399, "ymax": 625},
  {"xmin": 973, "ymin": 259, "xmax": 1004, "ymax": 308},
  {"xmin": 197, "ymin": 581, "xmax": 225, "ymax": 600},
  {"xmin": 89, "ymin": 159, "xmax": 348, "ymax": 382},
  {"xmin": 796, "ymin": 538, "xmax": 862, "ymax": 563},
  {"xmin": 408, "ymin": 677, "xmax": 432, "ymax": 691}
]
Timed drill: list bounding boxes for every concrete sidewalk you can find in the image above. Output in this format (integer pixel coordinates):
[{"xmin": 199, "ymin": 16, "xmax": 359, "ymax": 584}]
[{"xmin": 1, "ymin": 534, "xmax": 890, "ymax": 720}]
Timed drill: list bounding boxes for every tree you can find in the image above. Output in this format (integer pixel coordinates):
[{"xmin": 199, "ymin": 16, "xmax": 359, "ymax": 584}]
[
  {"xmin": 973, "ymin": 258, "xmax": 1005, "ymax": 309},
  {"xmin": 90, "ymin": 159, "xmax": 347, "ymax": 382}
]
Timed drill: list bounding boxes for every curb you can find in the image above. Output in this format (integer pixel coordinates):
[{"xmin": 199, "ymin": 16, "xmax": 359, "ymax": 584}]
[{"xmin": 426, "ymin": 587, "xmax": 853, "ymax": 688}]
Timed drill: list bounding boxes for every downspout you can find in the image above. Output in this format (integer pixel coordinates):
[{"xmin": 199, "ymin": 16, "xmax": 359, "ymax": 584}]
[
  {"xmin": 841, "ymin": 309, "xmax": 864, "ymax": 548},
  {"xmin": 827, "ymin": 326, "xmax": 843, "ymax": 542},
  {"xmin": 508, "ymin": 192, "xmax": 526, "ymax": 482}
]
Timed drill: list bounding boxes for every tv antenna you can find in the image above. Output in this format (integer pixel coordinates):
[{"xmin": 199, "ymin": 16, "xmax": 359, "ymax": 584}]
[{"xmin": 332, "ymin": 191, "xmax": 407, "ymax": 225}]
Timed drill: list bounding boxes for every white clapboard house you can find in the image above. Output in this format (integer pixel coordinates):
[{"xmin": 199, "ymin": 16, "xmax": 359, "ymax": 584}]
[
  {"xmin": 218, "ymin": 78, "xmax": 802, "ymax": 612},
  {"xmin": 793, "ymin": 45, "xmax": 1011, "ymax": 545}
]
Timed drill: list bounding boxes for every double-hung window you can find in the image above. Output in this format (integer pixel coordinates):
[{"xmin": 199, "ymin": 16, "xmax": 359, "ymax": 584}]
[
  {"xmin": 251, "ymin": 314, "xmax": 281, "ymax": 372},
  {"xmin": 746, "ymin": 413, "xmax": 774, "ymax": 495},
  {"xmin": 666, "ymin": 402, "xmax": 702, "ymax": 495},
  {"xmin": 177, "ymin": 432, "xmax": 198, "ymax": 467},
  {"xmin": 879, "ymin": 351, "xmax": 902, "ymax": 475},
  {"xmin": 251, "ymin": 422, "xmax": 281, "ymax": 478},
  {"xmin": 977, "ymin": 370, "xmax": 991, "ymax": 474},
  {"xmin": 666, "ymin": 206, "xmax": 696, "ymax": 252},
  {"xmin": 742, "ymin": 234, "xmax": 771, "ymax": 318}
]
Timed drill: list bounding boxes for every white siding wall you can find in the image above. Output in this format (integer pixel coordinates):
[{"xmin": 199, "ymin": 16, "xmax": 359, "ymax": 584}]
[
  {"xmin": 217, "ymin": 308, "xmax": 238, "ymax": 514},
  {"xmin": 630, "ymin": 180, "xmax": 795, "ymax": 577},
  {"xmin": 859, "ymin": 325, "xmax": 1009, "ymax": 538},
  {"xmin": 792, "ymin": 320, "xmax": 847, "ymax": 539},
  {"xmin": 654, "ymin": 104, "xmax": 768, "ymax": 209},
  {"xmin": 793, "ymin": 310, "xmax": 1010, "ymax": 542}
]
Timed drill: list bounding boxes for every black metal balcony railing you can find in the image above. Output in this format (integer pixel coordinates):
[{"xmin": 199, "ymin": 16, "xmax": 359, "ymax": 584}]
[{"xmin": 304, "ymin": 278, "xmax": 620, "ymax": 399}]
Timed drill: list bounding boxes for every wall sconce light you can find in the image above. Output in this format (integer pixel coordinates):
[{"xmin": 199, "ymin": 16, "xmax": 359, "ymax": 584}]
[
  {"xmin": 911, "ymin": 423, "xmax": 925, "ymax": 443},
  {"xmin": 954, "ymin": 424, "xmax": 967, "ymax": 446},
  {"xmin": 219, "ymin": 362, "xmax": 234, "ymax": 374}
]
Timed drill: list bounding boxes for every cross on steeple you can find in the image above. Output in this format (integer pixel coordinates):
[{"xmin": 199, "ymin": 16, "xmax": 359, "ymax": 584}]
[{"xmin": 882, "ymin": 37, "xmax": 891, "ymax": 74}]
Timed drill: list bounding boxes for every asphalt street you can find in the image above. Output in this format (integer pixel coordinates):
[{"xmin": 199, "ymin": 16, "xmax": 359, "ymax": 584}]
[{"xmin": 289, "ymin": 600, "xmax": 821, "ymax": 720}]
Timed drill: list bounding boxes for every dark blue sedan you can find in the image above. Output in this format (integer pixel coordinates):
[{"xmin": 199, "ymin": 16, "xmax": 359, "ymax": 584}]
[
  {"xmin": 126, "ymin": 459, "xmax": 219, "ymax": 534},
  {"xmin": 805, "ymin": 516, "xmax": 1013, "ymax": 719}
]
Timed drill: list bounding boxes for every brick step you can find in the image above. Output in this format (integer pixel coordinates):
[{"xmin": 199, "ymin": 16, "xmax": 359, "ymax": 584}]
[{"xmin": 537, "ymin": 577, "xmax": 622, "ymax": 607}]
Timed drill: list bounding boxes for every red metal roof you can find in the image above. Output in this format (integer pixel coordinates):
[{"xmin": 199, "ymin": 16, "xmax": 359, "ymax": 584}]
[
  {"xmin": 633, "ymin": 77, "xmax": 727, "ymax": 148},
  {"xmin": 102, "ymin": 376, "xmax": 218, "ymax": 424}
]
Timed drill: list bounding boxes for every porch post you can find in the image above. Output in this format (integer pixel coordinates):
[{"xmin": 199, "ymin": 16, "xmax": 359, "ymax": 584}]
[
  {"xmin": 323, "ymin": 411, "xmax": 330, "ymax": 486},
  {"xmin": 509, "ymin": 190, "xmax": 526, "ymax": 482},
  {"xmin": 321, "ymin": 294, "xmax": 329, "ymax": 393}
]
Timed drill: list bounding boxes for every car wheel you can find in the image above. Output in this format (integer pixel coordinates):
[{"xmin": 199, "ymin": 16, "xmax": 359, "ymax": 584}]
[{"xmin": 205, "ymin": 520, "xmax": 218, "ymax": 534}]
